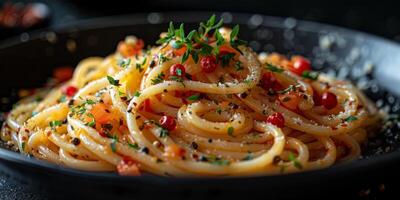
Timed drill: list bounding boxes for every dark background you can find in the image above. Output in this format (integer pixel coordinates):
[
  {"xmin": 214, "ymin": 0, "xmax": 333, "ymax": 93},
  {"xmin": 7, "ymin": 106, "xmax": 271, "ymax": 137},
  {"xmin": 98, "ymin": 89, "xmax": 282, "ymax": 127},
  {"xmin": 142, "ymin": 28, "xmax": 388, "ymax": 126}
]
[
  {"xmin": 2, "ymin": 0, "xmax": 400, "ymax": 42},
  {"xmin": 0, "ymin": 0, "xmax": 399, "ymax": 199}
]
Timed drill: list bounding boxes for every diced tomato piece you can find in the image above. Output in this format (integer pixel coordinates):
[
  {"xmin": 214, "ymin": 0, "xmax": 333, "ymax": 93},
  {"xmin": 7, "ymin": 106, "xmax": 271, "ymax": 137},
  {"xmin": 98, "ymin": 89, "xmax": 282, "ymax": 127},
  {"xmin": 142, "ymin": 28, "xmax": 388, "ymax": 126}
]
[
  {"xmin": 117, "ymin": 39, "xmax": 144, "ymax": 57},
  {"xmin": 173, "ymin": 46, "xmax": 187, "ymax": 56},
  {"xmin": 90, "ymin": 103, "xmax": 113, "ymax": 124},
  {"xmin": 219, "ymin": 44, "xmax": 238, "ymax": 55}
]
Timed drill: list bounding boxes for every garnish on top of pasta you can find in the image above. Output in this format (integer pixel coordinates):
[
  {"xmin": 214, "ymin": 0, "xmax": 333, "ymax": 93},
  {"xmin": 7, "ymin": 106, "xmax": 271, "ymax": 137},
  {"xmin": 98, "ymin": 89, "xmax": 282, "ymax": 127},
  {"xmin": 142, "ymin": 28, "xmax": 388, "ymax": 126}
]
[{"xmin": 0, "ymin": 15, "xmax": 382, "ymax": 176}]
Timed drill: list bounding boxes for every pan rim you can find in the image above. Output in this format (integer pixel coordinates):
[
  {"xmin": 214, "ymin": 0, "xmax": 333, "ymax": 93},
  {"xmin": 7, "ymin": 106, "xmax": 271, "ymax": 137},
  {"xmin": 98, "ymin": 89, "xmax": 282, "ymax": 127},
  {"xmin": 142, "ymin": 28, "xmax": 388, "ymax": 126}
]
[{"xmin": 0, "ymin": 11, "xmax": 399, "ymax": 183}]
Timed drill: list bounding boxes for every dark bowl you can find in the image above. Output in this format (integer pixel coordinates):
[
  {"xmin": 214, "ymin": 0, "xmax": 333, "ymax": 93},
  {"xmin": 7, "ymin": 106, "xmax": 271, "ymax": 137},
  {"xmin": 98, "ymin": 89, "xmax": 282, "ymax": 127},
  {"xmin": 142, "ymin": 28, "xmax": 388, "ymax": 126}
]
[{"xmin": 0, "ymin": 12, "xmax": 400, "ymax": 199}]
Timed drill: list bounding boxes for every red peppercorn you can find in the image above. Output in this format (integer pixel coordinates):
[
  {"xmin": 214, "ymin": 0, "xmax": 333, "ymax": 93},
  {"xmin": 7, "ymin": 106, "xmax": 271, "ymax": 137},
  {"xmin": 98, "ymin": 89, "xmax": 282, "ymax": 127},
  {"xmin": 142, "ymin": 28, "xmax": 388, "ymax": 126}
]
[
  {"xmin": 169, "ymin": 64, "xmax": 186, "ymax": 77},
  {"xmin": 63, "ymin": 86, "xmax": 78, "ymax": 97},
  {"xmin": 260, "ymin": 72, "xmax": 277, "ymax": 90},
  {"xmin": 200, "ymin": 55, "xmax": 217, "ymax": 73},
  {"xmin": 321, "ymin": 92, "xmax": 338, "ymax": 109},
  {"xmin": 291, "ymin": 57, "xmax": 311, "ymax": 75},
  {"xmin": 159, "ymin": 115, "xmax": 176, "ymax": 131},
  {"xmin": 266, "ymin": 112, "xmax": 285, "ymax": 128}
]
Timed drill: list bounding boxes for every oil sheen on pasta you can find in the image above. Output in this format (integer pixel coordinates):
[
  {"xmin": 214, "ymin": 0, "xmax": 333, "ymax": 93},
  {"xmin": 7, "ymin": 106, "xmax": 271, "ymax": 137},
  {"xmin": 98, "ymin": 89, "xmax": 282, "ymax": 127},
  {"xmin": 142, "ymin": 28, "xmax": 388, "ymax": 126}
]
[{"xmin": 0, "ymin": 15, "xmax": 382, "ymax": 177}]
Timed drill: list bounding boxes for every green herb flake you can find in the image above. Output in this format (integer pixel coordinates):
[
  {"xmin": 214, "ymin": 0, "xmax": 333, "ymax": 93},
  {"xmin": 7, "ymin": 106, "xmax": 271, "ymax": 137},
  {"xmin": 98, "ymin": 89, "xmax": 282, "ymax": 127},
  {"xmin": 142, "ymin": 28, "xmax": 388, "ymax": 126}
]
[
  {"xmin": 169, "ymin": 75, "xmax": 185, "ymax": 87},
  {"xmin": 187, "ymin": 94, "xmax": 201, "ymax": 101},
  {"xmin": 21, "ymin": 142, "xmax": 26, "ymax": 150},
  {"xmin": 227, "ymin": 126, "xmax": 234, "ymax": 137},
  {"xmin": 134, "ymin": 91, "xmax": 141, "ymax": 97},
  {"xmin": 85, "ymin": 99, "xmax": 96, "ymax": 105},
  {"xmin": 242, "ymin": 153, "xmax": 253, "ymax": 161},
  {"xmin": 159, "ymin": 128, "xmax": 169, "ymax": 138},
  {"xmin": 277, "ymin": 85, "xmax": 298, "ymax": 94},
  {"xmin": 135, "ymin": 63, "xmax": 144, "ymax": 72},
  {"xmin": 86, "ymin": 121, "xmax": 96, "ymax": 127},
  {"xmin": 85, "ymin": 113, "xmax": 96, "ymax": 127},
  {"xmin": 265, "ymin": 63, "xmax": 284, "ymax": 73},
  {"xmin": 151, "ymin": 72, "xmax": 165, "ymax": 85},
  {"xmin": 288, "ymin": 152, "xmax": 303, "ymax": 169},
  {"xmin": 128, "ymin": 143, "xmax": 139, "ymax": 150},
  {"xmin": 301, "ymin": 70, "xmax": 319, "ymax": 80},
  {"xmin": 235, "ymin": 61, "xmax": 244, "ymax": 71},
  {"xmin": 110, "ymin": 140, "xmax": 117, "ymax": 153},
  {"xmin": 107, "ymin": 76, "xmax": 120, "ymax": 86},
  {"xmin": 118, "ymin": 58, "xmax": 131, "ymax": 68},
  {"xmin": 216, "ymin": 107, "xmax": 222, "ymax": 115},
  {"xmin": 211, "ymin": 159, "xmax": 230, "ymax": 166},
  {"xmin": 220, "ymin": 52, "xmax": 235, "ymax": 67},
  {"xmin": 345, "ymin": 116, "xmax": 358, "ymax": 122},
  {"xmin": 49, "ymin": 120, "xmax": 62, "ymax": 128}
]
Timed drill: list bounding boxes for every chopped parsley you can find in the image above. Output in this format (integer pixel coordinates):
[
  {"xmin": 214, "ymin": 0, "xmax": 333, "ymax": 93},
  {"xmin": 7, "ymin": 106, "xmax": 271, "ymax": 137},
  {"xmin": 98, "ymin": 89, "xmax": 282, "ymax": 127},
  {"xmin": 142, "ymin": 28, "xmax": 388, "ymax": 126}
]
[
  {"xmin": 243, "ymin": 78, "xmax": 252, "ymax": 85},
  {"xmin": 110, "ymin": 139, "xmax": 117, "ymax": 153},
  {"xmin": 118, "ymin": 58, "xmax": 131, "ymax": 68},
  {"xmin": 49, "ymin": 120, "xmax": 62, "ymax": 128},
  {"xmin": 135, "ymin": 63, "xmax": 144, "ymax": 72},
  {"xmin": 216, "ymin": 107, "xmax": 222, "ymax": 115},
  {"xmin": 21, "ymin": 142, "xmax": 26, "ymax": 150},
  {"xmin": 187, "ymin": 94, "xmax": 201, "ymax": 101},
  {"xmin": 107, "ymin": 76, "xmax": 120, "ymax": 86},
  {"xmin": 169, "ymin": 75, "xmax": 185, "ymax": 86},
  {"xmin": 242, "ymin": 153, "xmax": 253, "ymax": 161},
  {"xmin": 265, "ymin": 63, "xmax": 284, "ymax": 73},
  {"xmin": 158, "ymin": 53, "xmax": 171, "ymax": 64},
  {"xmin": 235, "ymin": 61, "xmax": 244, "ymax": 71},
  {"xmin": 302, "ymin": 70, "xmax": 319, "ymax": 80},
  {"xmin": 288, "ymin": 152, "xmax": 303, "ymax": 169},
  {"xmin": 151, "ymin": 72, "xmax": 165, "ymax": 85},
  {"xmin": 205, "ymin": 155, "xmax": 230, "ymax": 166},
  {"xmin": 128, "ymin": 143, "xmax": 139, "ymax": 150},
  {"xmin": 134, "ymin": 91, "xmax": 141, "ymax": 97},
  {"xmin": 227, "ymin": 126, "xmax": 234, "ymax": 137},
  {"xmin": 211, "ymin": 159, "xmax": 230, "ymax": 166},
  {"xmin": 159, "ymin": 127, "xmax": 169, "ymax": 138},
  {"xmin": 345, "ymin": 116, "xmax": 358, "ymax": 122},
  {"xmin": 85, "ymin": 113, "xmax": 96, "ymax": 127},
  {"xmin": 277, "ymin": 84, "xmax": 299, "ymax": 94},
  {"xmin": 229, "ymin": 25, "xmax": 247, "ymax": 53},
  {"xmin": 85, "ymin": 99, "xmax": 96, "ymax": 105},
  {"xmin": 220, "ymin": 52, "xmax": 235, "ymax": 67},
  {"xmin": 155, "ymin": 15, "xmax": 247, "ymax": 64}
]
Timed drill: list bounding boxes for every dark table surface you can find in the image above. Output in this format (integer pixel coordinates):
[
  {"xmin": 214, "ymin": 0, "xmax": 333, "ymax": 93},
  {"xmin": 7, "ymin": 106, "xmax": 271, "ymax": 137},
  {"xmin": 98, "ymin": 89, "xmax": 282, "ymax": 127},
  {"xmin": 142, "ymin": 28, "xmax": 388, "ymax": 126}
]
[{"xmin": 1, "ymin": 0, "xmax": 400, "ymax": 199}]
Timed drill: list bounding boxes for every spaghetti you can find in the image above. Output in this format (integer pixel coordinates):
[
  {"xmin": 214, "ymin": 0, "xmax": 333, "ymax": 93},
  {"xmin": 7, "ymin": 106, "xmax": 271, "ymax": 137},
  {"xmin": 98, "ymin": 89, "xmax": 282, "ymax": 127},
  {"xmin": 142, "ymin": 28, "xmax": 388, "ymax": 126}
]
[{"xmin": 1, "ymin": 15, "xmax": 382, "ymax": 177}]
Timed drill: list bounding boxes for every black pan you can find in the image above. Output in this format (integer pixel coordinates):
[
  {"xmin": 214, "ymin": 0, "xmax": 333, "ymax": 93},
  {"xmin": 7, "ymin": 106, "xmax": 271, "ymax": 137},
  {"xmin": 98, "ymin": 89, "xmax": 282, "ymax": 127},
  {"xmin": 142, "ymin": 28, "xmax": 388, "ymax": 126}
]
[{"xmin": 0, "ymin": 12, "xmax": 399, "ymax": 200}]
